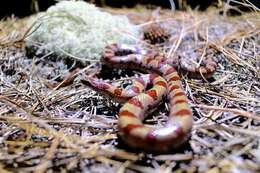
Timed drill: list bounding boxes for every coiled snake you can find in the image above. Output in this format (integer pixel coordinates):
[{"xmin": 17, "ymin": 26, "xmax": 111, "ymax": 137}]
[{"xmin": 82, "ymin": 43, "xmax": 217, "ymax": 152}]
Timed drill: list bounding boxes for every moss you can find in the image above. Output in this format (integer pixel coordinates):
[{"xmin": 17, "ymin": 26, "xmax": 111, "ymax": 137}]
[{"xmin": 26, "ymin": 1, "xmax": 140, "ymax": 62}]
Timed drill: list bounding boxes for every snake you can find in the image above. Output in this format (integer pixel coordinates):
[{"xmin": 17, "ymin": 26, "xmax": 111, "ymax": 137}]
[{"xmin": 81, "ymin": 42, "xmax": 217, "ymax": 152}]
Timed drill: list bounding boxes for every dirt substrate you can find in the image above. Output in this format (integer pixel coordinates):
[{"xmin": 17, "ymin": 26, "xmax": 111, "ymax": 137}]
[{"xmin": 0, "ymin": 7, "xmax": 259, "ymax": 173}]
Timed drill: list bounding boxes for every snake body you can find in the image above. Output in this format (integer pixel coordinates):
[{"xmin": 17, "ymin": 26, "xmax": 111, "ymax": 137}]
[{"xmin": 84, "ymin": 43, "xmax": 196, "ymax": 152}]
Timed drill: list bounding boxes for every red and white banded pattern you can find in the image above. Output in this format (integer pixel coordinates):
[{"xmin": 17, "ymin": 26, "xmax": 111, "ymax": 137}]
[{"xmin": 83, "ymin": 43, "xmax": 193, "ymax": 152}]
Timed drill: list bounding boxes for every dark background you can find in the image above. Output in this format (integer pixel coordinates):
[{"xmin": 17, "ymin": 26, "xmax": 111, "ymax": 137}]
[{"xmin": 0, "ymin": 0, "xmax": 259, "ymax": 19}]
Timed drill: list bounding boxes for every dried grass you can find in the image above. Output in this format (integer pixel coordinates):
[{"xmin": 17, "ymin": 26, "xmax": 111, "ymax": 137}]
[{"xmin": 0, "ymin": 6, "xmax": 259, "ymax": 173}]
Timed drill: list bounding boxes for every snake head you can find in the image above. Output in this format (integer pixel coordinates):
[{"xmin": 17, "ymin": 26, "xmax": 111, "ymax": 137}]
[{"xmin": 102, "ymin": 43, "xmax": 142, "ymax": 59}]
